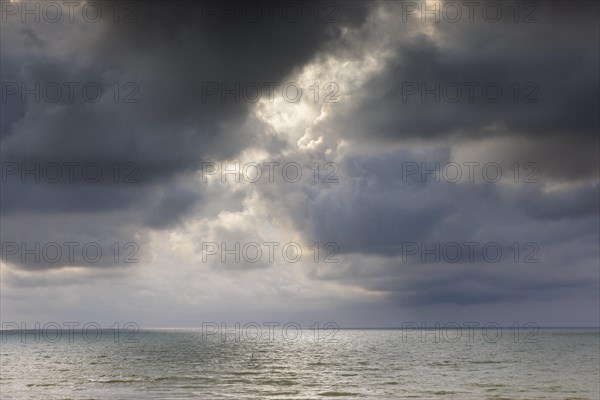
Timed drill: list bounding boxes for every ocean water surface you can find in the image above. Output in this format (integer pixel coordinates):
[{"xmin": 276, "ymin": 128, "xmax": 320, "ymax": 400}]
[{"xmin": 1, "ymin": 328, "xmax": 599, "ymax": 399}]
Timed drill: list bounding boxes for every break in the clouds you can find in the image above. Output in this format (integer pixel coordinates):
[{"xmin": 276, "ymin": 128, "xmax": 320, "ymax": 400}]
[{"xmin": 1, "ymin": 0, "xmax": 598, "ymax": 327}]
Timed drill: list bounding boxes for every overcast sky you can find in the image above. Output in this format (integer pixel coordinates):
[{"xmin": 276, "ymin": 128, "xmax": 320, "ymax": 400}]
[{"xmin": 1, "ymin": 0, "xmax": 598, "ymax": 327}]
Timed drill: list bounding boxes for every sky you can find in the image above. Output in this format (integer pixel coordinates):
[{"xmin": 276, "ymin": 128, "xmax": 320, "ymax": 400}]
[{"xmin": 0, "ymin": 0, "xmax": 598, "ymax": 328}]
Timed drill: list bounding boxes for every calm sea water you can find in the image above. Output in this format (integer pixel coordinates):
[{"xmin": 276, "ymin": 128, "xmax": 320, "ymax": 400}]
[{"xmin": 1, "ymin": 328, "xmax": 598, "ymax": 399}]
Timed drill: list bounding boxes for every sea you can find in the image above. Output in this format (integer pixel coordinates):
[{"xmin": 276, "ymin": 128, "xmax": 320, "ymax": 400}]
[{"xmin": 1, "ymin": 328, "xmax": 599, "ymax": 399}]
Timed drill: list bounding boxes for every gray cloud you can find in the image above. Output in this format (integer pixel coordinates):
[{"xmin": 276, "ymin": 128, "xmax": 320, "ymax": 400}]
[
  {"xmin": 1, "ymin": 0, "xmax": 374, "ymax": 268},
  {"xmin": 313, "ymin": 1, "xmax": 598, "ymax": 180},
  {"xmin": 1, "ymin": 0, "xmax": 597, "ymax": 327}
]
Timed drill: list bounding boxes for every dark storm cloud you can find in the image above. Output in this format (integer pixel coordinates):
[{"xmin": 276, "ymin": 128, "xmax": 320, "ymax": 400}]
[
  {"xmin": 268, "ymin": 0, "xmax": 600, "ymax": 311},
  {"xmin": 320, "ymin": 0, "xmax": 599, "ymax": 180},
  {"xmin": 256, "ymin": 140, "xmax": 597, "ymax": 307},
  {"xmin": 274, "ymin": 147, "xmax": 598, "ymax": 256},
  {"xmin": 303, "ymin": 211, "xmax": 599, "ymax": 307},
  {"xmin": 0, "ymin": 0, "xmax": 374, "ymax": 268},
  {"xmin": 0, "ymin": 0, "xmax": 597, "ymax": 326},
  {"xmin": 2, "ymin": 0, "xmax": 373, "ymax": 196}
]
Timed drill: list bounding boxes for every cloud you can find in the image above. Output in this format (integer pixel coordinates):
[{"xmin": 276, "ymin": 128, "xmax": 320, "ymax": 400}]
[
  {"xmin": 1, "ymin": 0, "xmax": 598, "ymax": 327},
  {"xmin": 0, "ymin": 0, "xmax": 374, "ymax": 268}
]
